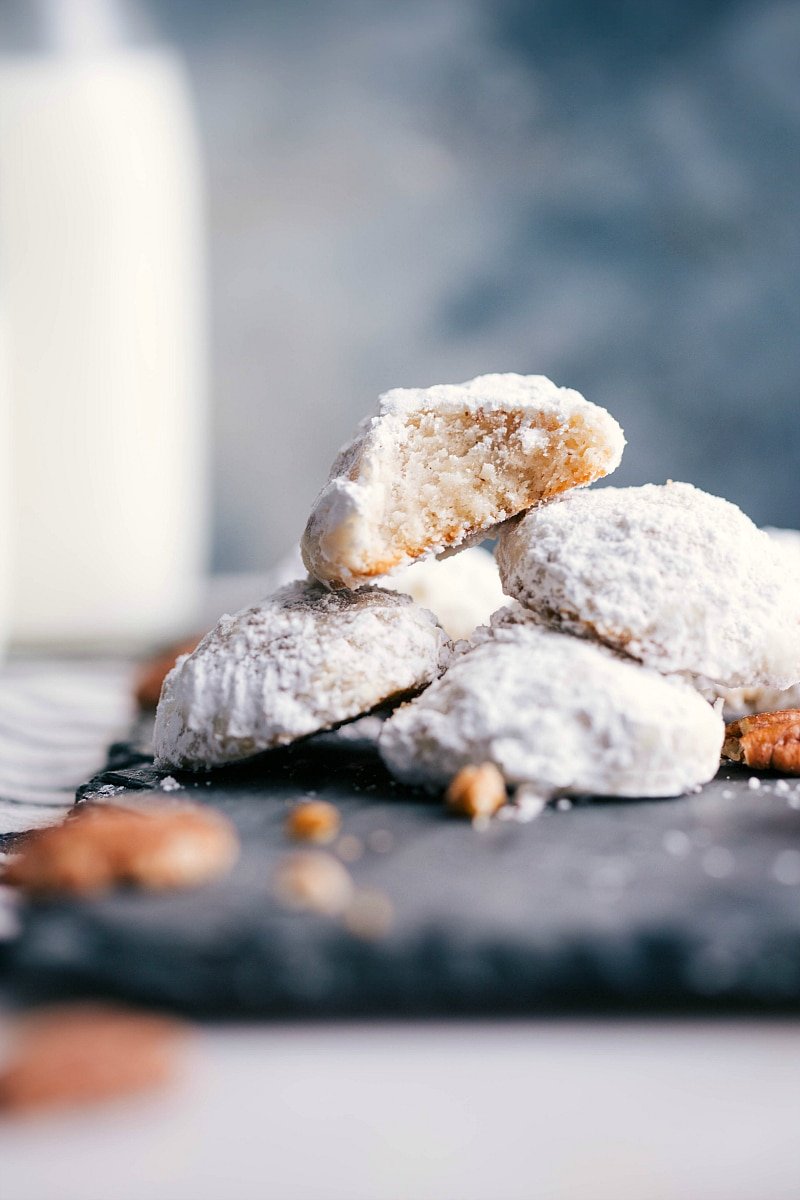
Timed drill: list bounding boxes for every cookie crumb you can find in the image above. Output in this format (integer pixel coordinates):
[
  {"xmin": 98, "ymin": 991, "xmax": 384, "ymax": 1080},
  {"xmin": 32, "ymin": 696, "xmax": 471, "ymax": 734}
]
[
  {"xmin": 336, "ymin": 834, "xmax": 364, "ymax": 863},
  {"xmin": 702, "ymin": 846, "xmax": 735, "ymax": 879},
  {"xmin": 446, "ymin": 763, "xmax": 506, "ymax": 819},
  {"xmin": 772, "ymin": 849, "xmax": 800, "ymax": 886},
  {"xmin": 663, "ymin": 829, "xmax": 691, "ymax": 857},
  {"xmin": 285, "ymin": 800, "xmax": 341, "ymax": 845},
  {"xmin": 273, "ymin": 852, "xmax": 354, "ymax": 915},
  {"xmin": 344, "ymin": 889, "xmax": 394, "ymax": 940}
]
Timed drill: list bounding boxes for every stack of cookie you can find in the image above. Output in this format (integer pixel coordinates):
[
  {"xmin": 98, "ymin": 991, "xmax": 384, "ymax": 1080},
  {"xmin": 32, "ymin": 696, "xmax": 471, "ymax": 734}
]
[
  {"xmin": 382, "ymin": 481, "xmax": 800, "ymax": 799},
  {"xmin": 154, "ymin": 373, "xmax": 800, "ymax": 803}
]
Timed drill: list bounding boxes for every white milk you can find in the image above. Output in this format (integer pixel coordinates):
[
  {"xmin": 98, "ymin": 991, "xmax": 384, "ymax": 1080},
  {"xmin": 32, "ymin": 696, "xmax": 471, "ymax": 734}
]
[
  {"xmin": 0, "ymin": 313, "xmax": 9, "ymax": 660},
  {"xmin": 0, "ymin": 46, "xmax": 208, "ymax": 646}
]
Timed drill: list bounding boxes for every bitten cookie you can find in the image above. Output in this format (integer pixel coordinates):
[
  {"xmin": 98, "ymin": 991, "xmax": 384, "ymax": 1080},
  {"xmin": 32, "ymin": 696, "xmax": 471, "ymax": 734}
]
[
  {"xmin": 497, "ymin": 482, "xmax": 800, "ymax": 691},
  {"xmin": 154, "ymin": 580, "xmax": 451, "ymax": 769},
  {"xmin": 379, "ymin": 613, "xmax": 724, "ymax": 798},
  {"xmin": 302, "ymin": 373, "xmax": 624, "ymax": 589}
]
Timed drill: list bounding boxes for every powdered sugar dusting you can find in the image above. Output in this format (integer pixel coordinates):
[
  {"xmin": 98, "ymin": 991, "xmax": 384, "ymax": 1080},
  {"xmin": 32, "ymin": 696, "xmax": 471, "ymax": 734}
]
[
  {"xmin": 154, "ymin": 580, "xmax": 451, "ymax": 770},
  {"xmin": 382, "ymin": 546, "xmax": 505, "ymax": 641},
  {"xmin": 377, "ymin": 373, "xmax": 607, "ymax": 420},
  {"xmin": 302, "ymin": 373, "xmax": 624, "ymax": 589},
  {"xmin": 497, "ymin": 482, "xmax": 800, "ymax": 690},
  {"xmin": 379, "ymin": 611, "xmax": 723, "ymax": 797}
]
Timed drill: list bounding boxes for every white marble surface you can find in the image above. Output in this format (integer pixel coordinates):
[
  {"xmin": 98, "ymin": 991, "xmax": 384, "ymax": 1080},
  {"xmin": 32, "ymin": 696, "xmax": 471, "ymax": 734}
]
[{"xmin": 1, "ymin": 1020, "xmax": 798, "ymax": 1200}]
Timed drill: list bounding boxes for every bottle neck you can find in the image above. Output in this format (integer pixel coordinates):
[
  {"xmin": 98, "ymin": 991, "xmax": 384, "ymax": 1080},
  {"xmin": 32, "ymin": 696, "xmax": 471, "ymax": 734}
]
[{"xmin": 0, "ymin": 0, "xmax": 156, "ymax": 55}]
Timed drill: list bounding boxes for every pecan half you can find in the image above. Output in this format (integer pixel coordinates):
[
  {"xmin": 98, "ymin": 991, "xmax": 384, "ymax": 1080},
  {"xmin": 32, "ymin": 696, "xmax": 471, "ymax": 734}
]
[
  {"xmin": 3, "ymin": 803, "xmax": 239, "ymax": 895},
  {"xmin": 0, "ymin": 1004, "xmax": 185, "ymax": 1114},
  {"xmin": 134, "ymin": 636, "xmax": 202, "ymax": 710},
  {"xmin": 723, "ymin": 709, "xmax": 800, "ymax": 774}
]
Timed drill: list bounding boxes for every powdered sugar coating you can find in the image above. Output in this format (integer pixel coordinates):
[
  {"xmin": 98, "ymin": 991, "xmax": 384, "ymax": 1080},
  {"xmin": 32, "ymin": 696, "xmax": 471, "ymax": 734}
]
[
  {"xmin": 709, "ymin": 528, "xmax": 800, "ymax": 714},
  {"xmin": 154, "ymin": 580, "xmax": 451, "ymax": 770},
  {"xmin": 302, "ymin": 373, "xmax": 624, "ymax": 589},
  {"xmin": 497, "ymin": 482, "xmax": 800, "ymax": 690},
  {"xmin": 379, "ymin": 614, "xmax": 724, "ymax": 797},
  {"xmin": 383, "ymin": 546, "xmax": 505, "ymax": 641}
]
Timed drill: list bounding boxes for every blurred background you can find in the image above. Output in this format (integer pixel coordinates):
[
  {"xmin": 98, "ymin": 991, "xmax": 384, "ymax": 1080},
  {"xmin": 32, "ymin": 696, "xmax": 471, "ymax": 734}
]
[
  {"xmin": 169, "ymin": 0, "xmax": 800, "ymax": 560},
  {"xmin": 0, "ymin": 0, "xmax": 798, "ymax": 645}
]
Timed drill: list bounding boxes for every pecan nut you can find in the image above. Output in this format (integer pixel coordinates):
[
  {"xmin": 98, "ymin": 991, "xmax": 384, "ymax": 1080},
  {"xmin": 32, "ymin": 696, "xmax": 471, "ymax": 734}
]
[
  {"xmin": 0, "ymin": 1004, "xmax": 184, "ymax": 1114},
  {"xmin": 723, "ymin": 709, "xmax": 800, "ymax": 774},
  {"xmin": 3, "ymin": 803, "xmax": 239, "ymax": 895}
]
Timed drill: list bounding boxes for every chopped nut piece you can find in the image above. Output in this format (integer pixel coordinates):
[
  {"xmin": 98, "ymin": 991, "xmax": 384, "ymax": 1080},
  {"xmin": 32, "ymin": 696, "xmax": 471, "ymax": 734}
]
[
  {"xmin": 3, "ymin": 803, "xmax": 239, "ymax": 895},
  {"xmin": 336, "ymin": 835, "xmax": 364, "ymax": 863},
  {"xmin": 134, "ymin": 636, "xmax": 202, "ymax": 710},
  {"xmin": 273, "ymin": 852, "xmax": 354, "ymax": 915},
  {"xmin": 723, "ymin": 709, "xmax": 800, "ymax": 774},
  {"xmin": 445, "ymin": 763, "xmax": 507, "ymax": 818},
  {"xmin": 344, "ymin": 889, "xmax": 394, "ymax": 940},
  {"xmin": 0, "ymin": 1004, "xmax": 185, "ymax": 1114},
  {"xmin": 285, "ymin": 800, "xmax": 341, "ymax": 844}
]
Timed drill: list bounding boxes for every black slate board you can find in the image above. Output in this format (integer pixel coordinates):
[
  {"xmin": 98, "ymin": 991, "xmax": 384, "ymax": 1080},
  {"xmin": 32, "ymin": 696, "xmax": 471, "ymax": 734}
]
[{"xmin": 8, "ymin": 731, "xmax": 800, "ymax": 1015}]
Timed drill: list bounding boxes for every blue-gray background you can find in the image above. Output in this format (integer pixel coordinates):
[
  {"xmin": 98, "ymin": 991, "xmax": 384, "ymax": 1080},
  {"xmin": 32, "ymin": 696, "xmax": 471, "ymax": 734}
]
[{"xmin": 156, "ymin": 0, "xmax": 799, "ymax": 571}]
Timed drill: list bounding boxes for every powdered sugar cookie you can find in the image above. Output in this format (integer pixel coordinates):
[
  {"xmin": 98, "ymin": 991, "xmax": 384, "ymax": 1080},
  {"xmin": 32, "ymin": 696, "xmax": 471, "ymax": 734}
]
[
  {"xmin": 383, "ymin": 545, "xmax": 505, "ymax": 641},
  {"xmin": 708, "ymin": 528, "xmax": 800, "ymax": 715},
  {"xmin": 154, "ymin": 581, "xmax": 451, "ymax": 770},
  {"xmin": 302, "ymin": 373, "xmax": 624, "ymax": 589},
  {"xmin": 497, "ymin": 482, "xmax": 800, "ymax": 691},
  {"xmin": 379, "ymin": 614, "xmax": 723, "ymax": 797}
]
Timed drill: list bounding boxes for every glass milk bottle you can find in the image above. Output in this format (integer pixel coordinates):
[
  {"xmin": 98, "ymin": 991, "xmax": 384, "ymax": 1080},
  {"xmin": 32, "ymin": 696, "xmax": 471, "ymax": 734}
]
[
  {"xmin": 0, "ymin": 311, "xmax": 9, "ymax": 660},
  {"xmin": 0, "ymin": 0, "xmax": 208, "ymax": 647}
]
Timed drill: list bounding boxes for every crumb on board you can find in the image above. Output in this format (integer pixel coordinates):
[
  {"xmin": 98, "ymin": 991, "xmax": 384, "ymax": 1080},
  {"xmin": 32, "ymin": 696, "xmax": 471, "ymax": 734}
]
[
  {"xmin": 445, "ymin": 763, "xmax": 507, "ymax": 819},
  {"xmin": 344, "ymin": 889, "xmax": 394, "ymax": 940},
  {"xmin": 336, "ymin": 835, "xmax": 364, "ymax": 863},
  {"xmin": 272, "ymin": 852, "xmax": 354, "ymax": 916},
  {"xmin": 285, "ymin": 800, "xmax": 342, "ymax": 845}
]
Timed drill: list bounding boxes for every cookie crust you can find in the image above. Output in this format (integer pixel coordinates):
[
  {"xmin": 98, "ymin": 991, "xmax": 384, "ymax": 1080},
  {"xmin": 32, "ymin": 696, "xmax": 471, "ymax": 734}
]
[{"xmin": 154, "ymin": 580, "xmax": 451, "ymax": 769}]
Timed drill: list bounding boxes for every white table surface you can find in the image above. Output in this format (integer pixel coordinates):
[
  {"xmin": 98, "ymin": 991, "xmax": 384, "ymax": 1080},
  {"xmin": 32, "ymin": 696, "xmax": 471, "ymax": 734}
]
[{"xmin": 1, "ymin": 1019, "xmax": 798, "ymax": 1200}]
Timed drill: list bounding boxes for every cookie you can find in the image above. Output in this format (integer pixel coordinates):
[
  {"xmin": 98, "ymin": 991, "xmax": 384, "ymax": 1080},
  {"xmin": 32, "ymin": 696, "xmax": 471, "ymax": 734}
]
[
  {"xmin": 497, "ymin": 482, "xmax": 800, "ymax": 691},
  {"xmin": 711, "ymin": 529, "xmax": 800, "ymax": 714},
  {"xmin": 301, "ymin": 373, "xmax": 624, "ymax": 589},
  {"xmin": 383, "ymin": 545, "xmax": 505, "ymax": 641},
  {"xmin": 379, "ymin": 613, "xmax": 724, "ymax": 798},
  {"xmin": 154, "ymin": 580, "xmax": 451, "ymax": 769}
]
